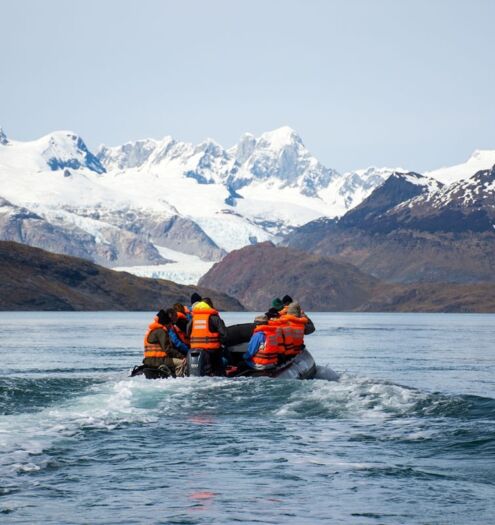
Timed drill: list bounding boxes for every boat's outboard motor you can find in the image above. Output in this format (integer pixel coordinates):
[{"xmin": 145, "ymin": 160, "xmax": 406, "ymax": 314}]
[{"xmin": 187, "ymin": 349, "xmax": 208, "ymax": 376}]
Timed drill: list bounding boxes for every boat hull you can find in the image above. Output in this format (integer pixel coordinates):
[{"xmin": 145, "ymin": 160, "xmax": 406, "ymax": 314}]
[{"xmin": 130, "ymin": 348, "xmax": 317, "ymax": 380}]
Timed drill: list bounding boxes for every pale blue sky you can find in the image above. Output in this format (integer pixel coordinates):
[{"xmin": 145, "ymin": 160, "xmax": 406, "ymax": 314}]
[{"xmin": 1, "ymin": 0, "xmax": 494, "ymax": 172}]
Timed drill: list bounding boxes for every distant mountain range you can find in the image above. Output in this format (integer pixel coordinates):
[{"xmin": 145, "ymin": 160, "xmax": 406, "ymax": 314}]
[
  {"xmin": 1, "ymin": 125, "xmax": 494, "ymax": 288},
  {"xmin": 199, "ymin": 242, "xmax": 495, "ymax": 313},
  {"xmin": 0, "ymin": 126, "xmax": 396, "ymax": 276}
]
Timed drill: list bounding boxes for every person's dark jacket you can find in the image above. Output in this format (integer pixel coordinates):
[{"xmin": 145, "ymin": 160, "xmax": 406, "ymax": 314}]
[{"xmin": 145, "ymin": 327, "xmax": 184, "ymax": 363}]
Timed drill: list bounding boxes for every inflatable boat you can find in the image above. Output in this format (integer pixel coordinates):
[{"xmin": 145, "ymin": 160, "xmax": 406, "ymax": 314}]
[{"xmin": 130, "ymin": 323, "xmax": 317, "ymax": 380}]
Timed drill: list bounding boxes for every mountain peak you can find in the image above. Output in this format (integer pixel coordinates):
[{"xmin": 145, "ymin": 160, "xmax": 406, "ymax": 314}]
[
  {"xmin": 259, "ymin": 126, "xmax": 302, "ymax": 148},
  {"xmin": 339, "ymin": 171, "xmax": 441, "ymax": 230},
  {"xmin": 0, "ymin": 127, "xmax": 8, "ymax": 145},
  {"xmin": 37, "ymin": 131, "xmax": 106, "ymax": 174},
  {"xmin": 468, "ymin": 149, "xmax": 495, "ymax": 162}
]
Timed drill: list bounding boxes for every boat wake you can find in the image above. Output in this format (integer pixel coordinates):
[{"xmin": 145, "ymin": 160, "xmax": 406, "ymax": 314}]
[{"xmin": 1, "ymin": 371, "xmax": 494, "ymax": 483}]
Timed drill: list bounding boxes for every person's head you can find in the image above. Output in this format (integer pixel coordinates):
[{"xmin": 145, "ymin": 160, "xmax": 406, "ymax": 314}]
[
  {"xmin": 286, "ymin": 301, "xmax": 302, "ymax": 317},
  {"xmin": 156, "ymin": 309, "xmax": 171, "ymax": 326},
  {"xmin": 173, "ymin": 303, "xmax": 186, "ymax": 314},
  {"xmin": 266, "ymin": 307, "xmax": 280, "ymax": 319},
  {"xmin": 271, "ymin": 297, "xmax": 283, "ymax": 311},
  {"xmin": 202, "ymin": 297, "xmax": 214, "ymax": 308},
  {"xmin": 166, "ymin": 308, "xmax": 178, "ymax": 323},
  {"xmin": 253, "ymin": 313, "xmax": 268, "ymax": 326},
  {"xmin": 190, "ymin": 292, "xmax": 202, "ymax": 305},
  {"xmin": 282, "ymin": 295, "xmax": 293, "ymax": 306}
]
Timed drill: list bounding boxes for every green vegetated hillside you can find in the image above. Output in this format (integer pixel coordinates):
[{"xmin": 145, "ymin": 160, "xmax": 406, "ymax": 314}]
[{"xmin": 0, "ymin": 241, "xmax": 243, "ymax": 311}]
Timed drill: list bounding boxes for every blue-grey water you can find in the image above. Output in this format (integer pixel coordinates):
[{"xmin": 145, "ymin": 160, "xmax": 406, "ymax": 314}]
[{"xmin": 0, "ymin": 312, "xmax": 494, "ymax": 524}]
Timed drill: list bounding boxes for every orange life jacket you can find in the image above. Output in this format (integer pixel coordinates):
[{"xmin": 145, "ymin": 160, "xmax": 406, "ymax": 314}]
[
  {"xmin": 251, "ymin": 325, "xmax": 281, "ymax": 368},
  {"xmin": 280, "ymin": 314, "xmax": 307, "ymax": 356},
  {"xmin": 143, "ymin": 318, "xmax": 169, "ymax": 359},
  {"xmin": 190, "ymin": 307, "xmax": 221, "ymax": 351},
  {"xmin": 268, "ymin": 318, "xmax": 294, "ymax": 356}
]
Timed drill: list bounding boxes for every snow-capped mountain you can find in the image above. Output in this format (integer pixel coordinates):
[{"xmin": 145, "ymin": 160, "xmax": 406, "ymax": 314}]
[
  {"xmin": 283, "ymin": 166, "xmax": 495, "ymax": 284},
  {"xmin": 426, "ymin": 149, "xmax": 495, "ymax": 185},
  {"xmin": 339, "ymin": 171, "xmax": 444, "ymax": 231},
  {"xmin": 1, "ymin": 124, "xmax": 493, "ymax": 284},
  {"xmin": 96, "ymin": 125, "xmax": 395, "ymax": 236},
  {"xmin": 388, "ymin": 165, "xmax": 495, "ymax": 233},
  {"xmin": 226, "ymin": 126, "xmax": 337, "ymax": 196}
]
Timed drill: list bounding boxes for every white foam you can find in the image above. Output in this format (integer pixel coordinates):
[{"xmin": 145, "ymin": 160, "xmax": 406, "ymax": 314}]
[{"xmin": 274, "ymin": 373, "xmax": 426, "ymax": 419}]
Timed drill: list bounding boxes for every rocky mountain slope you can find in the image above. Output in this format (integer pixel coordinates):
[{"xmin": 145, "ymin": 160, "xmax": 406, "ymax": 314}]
[
  {"xmin": 200, "ymin": 242, "xmax": 379, "ymax": 311},
  {"xmin": 283, "ymin": 168, "xmax": 495, "ymax": 283},
  {"xmin": 199, "ymin": 243, "xmax": 495, "ymax": 312},
  {"xmin": 0, "ymin": 241, "xmax": 243, "ymax": 311}
]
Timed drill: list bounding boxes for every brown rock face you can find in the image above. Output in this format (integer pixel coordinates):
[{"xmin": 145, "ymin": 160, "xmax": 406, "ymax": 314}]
[
  {"xmin": 0, "ymin": 241, "xmax": 243, "ymax": 311},
  {"xmin": 199, "ymin": 242, "xmax": 379, "ymax": 311},
  {"xmin": 199, "ymin": 242, "xmax": 495, "ymax": 313}
]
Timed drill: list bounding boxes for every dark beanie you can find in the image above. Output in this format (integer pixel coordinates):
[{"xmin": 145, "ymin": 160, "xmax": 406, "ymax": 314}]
[
  {"xmin": 157, "ymin": 309, "xmax": 170, "ymax": 325},
  {"xmin": 271, "ymin": 297, "xmax": 283, "ymax": 311},
  {"xmin": 282, "ymin": 295, "xmax": 293, "ymax": 305},
  {"xmin": 191, "ymin": 292, "xmax": 202, "ymax": 304},
  {"xmin": 266, "ymin": 307, "xmax": 280, "ymax": 319}
]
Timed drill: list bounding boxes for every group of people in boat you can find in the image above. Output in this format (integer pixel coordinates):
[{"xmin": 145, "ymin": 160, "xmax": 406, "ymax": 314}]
[{"xmin": 141, "ymin": 292, "xmax": 315, "ymax": 378}]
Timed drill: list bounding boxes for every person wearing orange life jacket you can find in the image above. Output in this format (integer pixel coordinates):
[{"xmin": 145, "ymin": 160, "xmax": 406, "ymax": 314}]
[
  {"xmin": 280, "ymin": 296, "xmax": 315, "ymax": 335},
  {"xmin": 186, "ymin": 297, "xmax": 227, "ymax": 376},
  {"xmin": 244, "ymin": 328, "xmax": 281, "ymax": 370},
  {"xmin": 173, "ymin": 303, "xmax": 190, "ymax": 332},
  {"xmin": 279, "ymin": 301, "xmax": 315, "ymax": 357},
  {"xmin": 244, "ymin": 309, "xmax": 282, "ymax": 369},
  {"xmin": 166, "ymin": 308, "xmax": 189, "ymax": 356},
  {"xmin": 143, "ymin": 309, "xmax": 187, "ymax": 377},
  {"xmin": 268, "ymin": 315, "xmax": 294, "ymax": 362}
]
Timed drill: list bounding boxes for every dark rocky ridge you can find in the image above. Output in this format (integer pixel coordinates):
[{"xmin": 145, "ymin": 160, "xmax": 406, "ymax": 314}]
[
  {"xmin": 340, "ymin": 172, "xmax": 442, "ymax": 231},
  {"xmin": 283, "ymin": 169, "xmax": 495, "ymax": 283},
  {"xmin": 199, "ymin": 243, "xmax": 495, "ymax": 312},
  {"xmin": 0, "ymin": 241, "xmax": 243, "ymax": 311},
  {"xmin": 383, "ymin": 165, "xmax": 495, "ymax": 233}
]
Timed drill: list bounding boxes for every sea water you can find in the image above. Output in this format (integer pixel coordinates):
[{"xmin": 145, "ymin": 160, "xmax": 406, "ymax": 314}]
[{"xmin": 0, "ymin": 312, "xmax": 494, "ymax": 524}]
